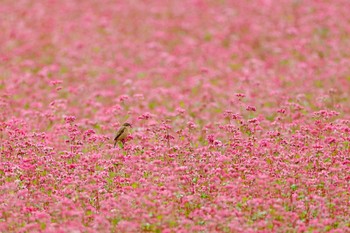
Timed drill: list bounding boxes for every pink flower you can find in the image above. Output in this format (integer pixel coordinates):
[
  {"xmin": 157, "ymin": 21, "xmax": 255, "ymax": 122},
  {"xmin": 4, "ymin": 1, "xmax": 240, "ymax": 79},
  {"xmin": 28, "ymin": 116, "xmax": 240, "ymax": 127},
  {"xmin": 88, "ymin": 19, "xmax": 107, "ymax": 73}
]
[
  {"xmin": 64, "ymin": 116, "xmax": 76, "ymax": 124},
  {"xmin": 246, "ymin": 106, "xmax": 256, "ymax": 112},
  {"xmin": 1, "ymin": 1, "xmax": 349, "ymax": 232}
]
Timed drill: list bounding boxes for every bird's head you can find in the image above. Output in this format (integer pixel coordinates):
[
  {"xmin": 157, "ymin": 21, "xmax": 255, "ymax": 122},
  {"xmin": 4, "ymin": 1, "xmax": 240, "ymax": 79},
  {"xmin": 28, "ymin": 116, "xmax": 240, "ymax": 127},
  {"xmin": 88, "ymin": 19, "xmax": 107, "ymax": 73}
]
[{"xmin": 123, "ymin": 122, "xmax": 132, "ymax": 128}]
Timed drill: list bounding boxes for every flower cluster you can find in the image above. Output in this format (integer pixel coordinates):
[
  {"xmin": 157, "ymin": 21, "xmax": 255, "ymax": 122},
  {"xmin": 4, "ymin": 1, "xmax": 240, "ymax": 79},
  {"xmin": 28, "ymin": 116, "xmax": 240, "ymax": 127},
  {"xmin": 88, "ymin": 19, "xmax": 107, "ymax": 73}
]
[{"xmin": 0, "ymin": 0, "xmax": 349, "ymax": 232}]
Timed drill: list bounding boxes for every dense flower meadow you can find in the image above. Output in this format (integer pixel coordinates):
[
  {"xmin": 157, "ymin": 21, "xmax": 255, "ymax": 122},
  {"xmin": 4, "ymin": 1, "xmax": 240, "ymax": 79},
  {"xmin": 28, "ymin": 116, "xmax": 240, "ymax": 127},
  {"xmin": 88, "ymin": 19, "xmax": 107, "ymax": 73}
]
[{"xmin": 1, "ymin": 0, "xmax": 350, "ymax": 232}]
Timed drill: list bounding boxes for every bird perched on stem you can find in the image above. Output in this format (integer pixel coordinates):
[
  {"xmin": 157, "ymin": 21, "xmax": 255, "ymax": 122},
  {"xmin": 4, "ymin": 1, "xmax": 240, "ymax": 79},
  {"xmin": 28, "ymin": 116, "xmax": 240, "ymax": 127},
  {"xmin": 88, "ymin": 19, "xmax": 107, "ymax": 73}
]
[{"xmin": 114, "ymin": 123, "xmax": 132, "ymax": 148}]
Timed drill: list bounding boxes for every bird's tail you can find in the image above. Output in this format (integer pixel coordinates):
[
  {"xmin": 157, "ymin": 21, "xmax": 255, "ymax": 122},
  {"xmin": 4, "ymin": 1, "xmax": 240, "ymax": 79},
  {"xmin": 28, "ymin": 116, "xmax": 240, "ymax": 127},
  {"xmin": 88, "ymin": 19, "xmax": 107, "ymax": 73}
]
[{"xmin": 114, "ymin": 140, "xmax": 117, "ymax": 148}]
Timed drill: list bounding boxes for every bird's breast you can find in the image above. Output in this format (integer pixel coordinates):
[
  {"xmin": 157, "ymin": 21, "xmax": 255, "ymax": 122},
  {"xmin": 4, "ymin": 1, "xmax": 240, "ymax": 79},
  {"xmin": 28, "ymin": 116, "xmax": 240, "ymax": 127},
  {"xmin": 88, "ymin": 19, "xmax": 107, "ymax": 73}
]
[{"xmin": 118, "ymin": 129, "xmax": 129, "ymax": 140}]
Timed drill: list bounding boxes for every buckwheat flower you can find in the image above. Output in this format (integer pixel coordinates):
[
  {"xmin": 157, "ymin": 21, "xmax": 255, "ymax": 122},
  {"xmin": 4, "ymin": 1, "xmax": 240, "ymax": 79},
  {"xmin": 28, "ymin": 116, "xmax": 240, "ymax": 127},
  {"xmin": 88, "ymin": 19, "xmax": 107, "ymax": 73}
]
[
  {"xmin": 138, "ymin": 112, "xmax": 153, "ymax": 120},
  {"xmin": 246, "ymin": 105, "xmax": 256, "ymax": 111},
  {"xmin": 133, "ymin": 93, "xmax": 144, "ymax": 100},
  {"xmin": 325, "ymin": 137, "xmax": 337, "ymax": 145},
  {"xmin": 118, "ymin": 95, "xmax": 129, "ymax": 102},
  {"xmin": 277, "ymin": 108, "xmax": 286, "ymax": 114},
  {"xmin": 176, "ymin": 107, "xmax": 185, "ymax": 115},
  {"xmin": 235, "ymin": 93, "xmax": 246, "ymax": 102},
  {"xmin": 43, "ymin": 146, "xmax": 53, "ymax": 154},
  {"xmin": 200, "ymin": 67, "xmax": 209, "ymax": 73},
  {"xmin": 248, "ymin": 118, "xmax": 258, "ymax": 124},
  {"xmin": 176, "ymin": 166, "xmax": 188, "ymax": 172},
  {"xmin": 214, "ymin": 140, "xmax": 223, "ymax": 147},
  {"xmin": 49, "ymin": 80, "xmax": 63, "ymax": 86},
  {"xmin": 188, "ymin": 121, "xmax": 197, "ymax": 129},
  {"xmin": 231, "ymin": 113, "xmax": 242, "ymax": 120},
  {"xmin": 64, "ymin": 115, "xmax": 76, "ymax": 124},
  {"xmin": 207, "ymin": 134, "xmax": 215, "ymax": 144},
  {"xmin": 122, "ymin": 79, "xmax": 132, "ymax": 86},
  {"xmin": 223, "ymin": 110, "xmax": 233, "ymax": 118},
  {"xmin": 83, "ymin": 129, "xmax": 95, "ymax": 137},
  {"xmin": 235, "ymin": 93, "xmax": 245, "ymax": 98}
]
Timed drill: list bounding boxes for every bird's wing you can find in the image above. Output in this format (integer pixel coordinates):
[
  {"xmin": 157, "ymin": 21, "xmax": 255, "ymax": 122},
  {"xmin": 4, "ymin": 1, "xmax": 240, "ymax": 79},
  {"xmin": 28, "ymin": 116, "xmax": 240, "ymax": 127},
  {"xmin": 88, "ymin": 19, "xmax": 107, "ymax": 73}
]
[{"xmin": 114, "ymin": 127, "xmax": 125, "ymax": 141}]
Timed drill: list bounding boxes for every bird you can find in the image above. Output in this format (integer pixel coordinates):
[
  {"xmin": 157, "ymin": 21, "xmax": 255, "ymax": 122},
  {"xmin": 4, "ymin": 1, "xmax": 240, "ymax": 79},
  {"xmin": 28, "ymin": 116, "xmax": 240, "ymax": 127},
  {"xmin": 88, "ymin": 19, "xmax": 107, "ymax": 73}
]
[{"xmin": 113, "ymin": 123, "xmax": 132, "ymax": 147}]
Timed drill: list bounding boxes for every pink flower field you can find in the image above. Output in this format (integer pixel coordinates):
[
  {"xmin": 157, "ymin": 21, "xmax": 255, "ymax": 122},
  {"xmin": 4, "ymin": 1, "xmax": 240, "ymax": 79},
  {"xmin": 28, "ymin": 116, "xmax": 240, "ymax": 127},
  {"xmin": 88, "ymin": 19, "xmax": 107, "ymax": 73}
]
[{"xmin": 1, "ymin": 0, "xmax": 350, "ymax": 232}]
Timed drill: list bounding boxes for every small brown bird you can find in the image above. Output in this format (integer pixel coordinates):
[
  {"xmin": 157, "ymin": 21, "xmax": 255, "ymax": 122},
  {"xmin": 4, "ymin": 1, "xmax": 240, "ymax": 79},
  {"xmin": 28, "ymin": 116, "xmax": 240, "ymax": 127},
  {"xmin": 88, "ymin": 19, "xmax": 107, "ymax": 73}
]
[{"xmin": 114, "ymin": 123, "xmax": 132, "ymax": 147}]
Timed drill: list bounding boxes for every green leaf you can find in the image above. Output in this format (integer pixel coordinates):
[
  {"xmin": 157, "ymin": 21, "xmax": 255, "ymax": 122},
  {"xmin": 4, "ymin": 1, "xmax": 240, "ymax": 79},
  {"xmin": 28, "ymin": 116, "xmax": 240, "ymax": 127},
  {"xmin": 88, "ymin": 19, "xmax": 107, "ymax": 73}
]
[{"xmin": 291, "ymin": 184, "xmax": 298, "ymax": 191}]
